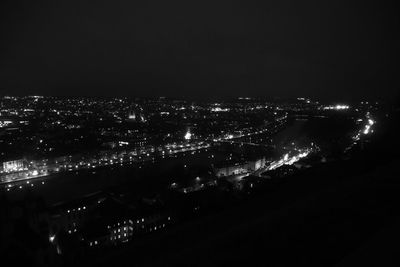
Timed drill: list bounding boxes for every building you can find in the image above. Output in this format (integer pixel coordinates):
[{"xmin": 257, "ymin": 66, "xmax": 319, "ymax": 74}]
[
  {"xmin": 49, "ymin": 191, "xmax": 173, "ymax": 249},
  {"xmin": 128, "ymin": 111, "xmax": 136, "ymax": 120},
  {"xmin": 1, "ymin": 158, "xmax": 27, "ymax": 173},
  {"xmin": 80, "ymin": 197, "xmax": 172, "ymax": 247},
  {"xmin": 214, "ymin": 157, "xmax": 266, "ymax": 178},
  {"xmin": 49, "ymin": 191, "xmax": 108, "ymax": 235}
]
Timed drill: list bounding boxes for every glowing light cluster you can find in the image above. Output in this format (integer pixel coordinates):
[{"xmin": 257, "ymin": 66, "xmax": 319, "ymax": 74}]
[
  {"xmin": 211, "ymin": 107, "xmax": 230, "ymax": 112},
  {"xmin": 0, "ymin": 120, "xmax": 13, "ymax": 128},
  {"xmin": 363, "ymin": 118, "xmax": 375, "ymax": 135},
  {"xmin": 351, "ymin": 115, "xmax": 376, "ymax": 146},
  {"xmin": 184, "ymin": 130, "xmax": 192, "ymax": 140},
  {"xmin": 323, "ymin": 105, "xmax": 350, "ymax": 110},
  {"xmin": 267, "ymin": 149, "xmax": 312, "ymax": 171}
]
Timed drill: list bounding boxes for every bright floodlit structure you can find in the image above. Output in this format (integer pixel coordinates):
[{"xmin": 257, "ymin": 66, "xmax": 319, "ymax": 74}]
[{"xmin": 184, "ymin": 130, "xmax": 192, "ymax": 140}]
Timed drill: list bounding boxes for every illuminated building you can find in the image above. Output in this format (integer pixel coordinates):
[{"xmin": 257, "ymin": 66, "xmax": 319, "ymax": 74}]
[
  {"xmin": 48, "ymin": 191, "xmax": 173, "ymax": 249},
  {"xmin": 211, "ymin": 107, "xmax": 230, "ymax": 112},
  {"xmin": 184, "ymin": 130, "xmax": 192, "ymax": 140},
  {"xmin": 214, "ymin": 158, "xmax": 266, "ymax": 177},
  {"xmin": 0, "ymin": 119, "xmax": 13, "ymax": 128},
  {"xmin": 2, "ymin": 159, "xmax": 26, "ymax": 172},
  {"xmin": 323, "ymin": 104, "xmax": 350, "ymax": 110},
  {"xmin": 128, "ymin": 111, "xmax": 136, "ymax": 120},
  {"xmin": 83, "ymin": 207, "xmax": 172, "ymax": 247}
]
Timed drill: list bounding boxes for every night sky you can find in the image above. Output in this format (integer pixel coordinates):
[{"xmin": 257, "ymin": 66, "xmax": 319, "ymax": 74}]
[{"xmin": 0, "ymin": 0, "xmax": 399, "ymax": 101}]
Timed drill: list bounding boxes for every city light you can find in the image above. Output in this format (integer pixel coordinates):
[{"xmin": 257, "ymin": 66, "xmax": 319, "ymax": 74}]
[
  {"xmin": 0, "ymin": 94, "xmax": 386, "ymax": 266},
  {"xmin": 211, "ymin": 107, "xmax": 230, "ymax": 112},
  {"xmin": 323, "ymin": 105, "xmax": 350, "ymax": 110},
  {"xmin": 184, "ymin": 130, "xmax": 192, "ymax": 140},
  {"xmin": 363, "ymin": 118, "xmax": 375, "ymax": 135},
  {"xmin": 267, "ymin": 149, "xmax": 312, "ymax": 171}
]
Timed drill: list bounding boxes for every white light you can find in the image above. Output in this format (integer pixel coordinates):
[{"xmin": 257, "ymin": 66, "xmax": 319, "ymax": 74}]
[
  {"xmin": 335, "ymin": 105, "xmax": 349, "ymax": 110},
  {"xmin": 32, "ymin": 170, "xmax": 39, "ymax": 176},
  {"xmin": 211, "ymin": 107, "xmax": 229, "ymax": 112},
  {"xmin": 323, "ymin": 104, "xmax": 350, "ymax": 110},
  {"xmin": 363, "ymin": 125, "xmax": 371, "ymax": 135},
  {"xmin": 184, "ymin": 130, "xmax": 192, "ymax": 140}
]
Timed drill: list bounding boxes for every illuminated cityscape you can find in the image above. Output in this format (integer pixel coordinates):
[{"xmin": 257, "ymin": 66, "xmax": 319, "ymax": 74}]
[
  {"xmin": 1, "ymin": 95, "xmax": 375, "ymax": 186},
  {"xmin": 1, "ymin": 93, "xmax": 397, "ymax": 266},
  {"xmin": 1, "ymin": 0, "xmax": 399, "ymax": 265}
]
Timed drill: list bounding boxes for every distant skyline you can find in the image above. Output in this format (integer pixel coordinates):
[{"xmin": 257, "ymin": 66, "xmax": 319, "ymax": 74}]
[{"xmin": 0, "ymin": 0, "xmax": 399, "ymax": 101}]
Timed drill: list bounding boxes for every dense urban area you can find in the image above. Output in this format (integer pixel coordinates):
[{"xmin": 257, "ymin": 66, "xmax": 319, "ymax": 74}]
[{"xmin": 0, "ymin": 95, "xmax": 395, "ymax": 266}]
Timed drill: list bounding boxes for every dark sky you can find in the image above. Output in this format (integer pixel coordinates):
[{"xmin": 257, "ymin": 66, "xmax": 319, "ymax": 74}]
[{"xmin": 0, "ymin": 0, "xmax": 399, "ymax": 101}]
